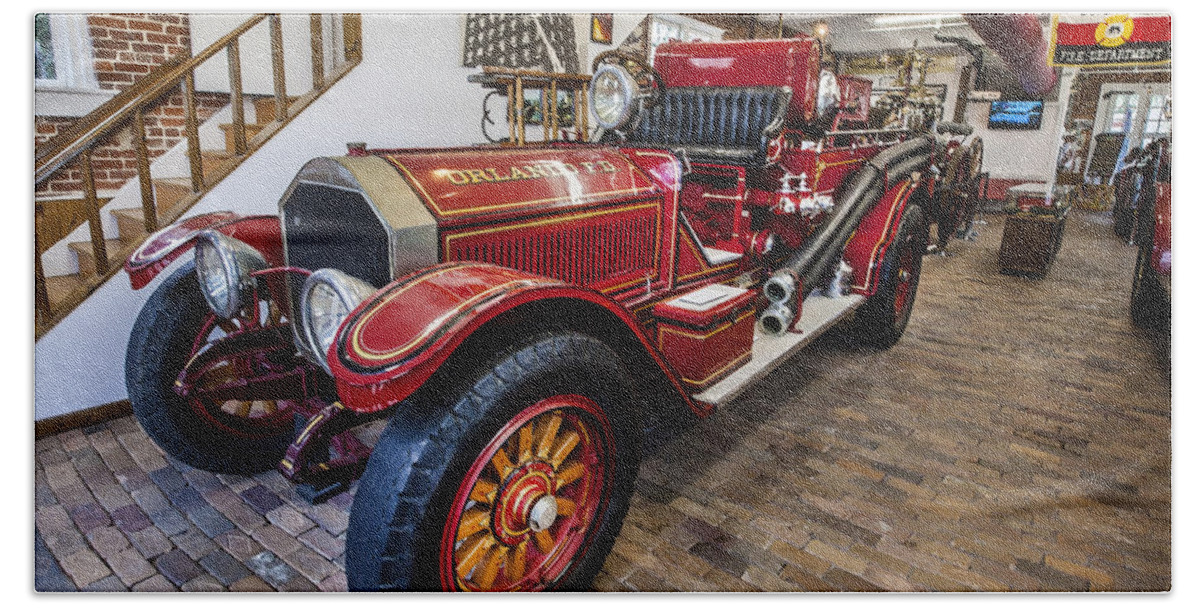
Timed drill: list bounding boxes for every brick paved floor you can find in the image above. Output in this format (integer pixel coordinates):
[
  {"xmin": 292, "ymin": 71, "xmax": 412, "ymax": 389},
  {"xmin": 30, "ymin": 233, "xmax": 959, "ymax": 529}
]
[{"xmin": 35, "ymin": 211, "xmax": 1170, "ymax": 592}]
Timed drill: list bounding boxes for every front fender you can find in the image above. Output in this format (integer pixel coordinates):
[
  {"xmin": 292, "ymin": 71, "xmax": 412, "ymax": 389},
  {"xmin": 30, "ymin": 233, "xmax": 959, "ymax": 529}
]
[
  {"xmin": 125, "ymin": 213, "xmax": 284, "ymax": 289},
  {"xmin": 328, "ymin": 262, "xmax": 700, "ymax": 416}
]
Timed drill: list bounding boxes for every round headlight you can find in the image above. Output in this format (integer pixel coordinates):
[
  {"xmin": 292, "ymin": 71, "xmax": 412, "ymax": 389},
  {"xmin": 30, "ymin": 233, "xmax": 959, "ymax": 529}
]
[
  {"xmin": 590, "ymin": 63, "xmax": 637, "ymax": 130},
  {"xmin": 299, "ymin": 268, "xmax": 376, "ymax": 371},
  {"xmin": 194, "ymin": 230, "xmax": 266, "ymax": 319}
]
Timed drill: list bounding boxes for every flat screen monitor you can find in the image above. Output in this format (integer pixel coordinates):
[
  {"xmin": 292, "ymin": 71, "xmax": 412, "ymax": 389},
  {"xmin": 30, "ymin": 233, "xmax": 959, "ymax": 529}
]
[{"xmin": 988, "ymin": 100, "xmax": 1043, "ymax": 130}]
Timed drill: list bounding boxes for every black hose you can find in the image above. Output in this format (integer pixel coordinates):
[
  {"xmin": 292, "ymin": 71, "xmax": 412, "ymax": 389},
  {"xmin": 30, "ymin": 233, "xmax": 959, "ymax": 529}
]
[{"xmin": 773, "ymin": 135, "xmax": 934, "ymax": 300}]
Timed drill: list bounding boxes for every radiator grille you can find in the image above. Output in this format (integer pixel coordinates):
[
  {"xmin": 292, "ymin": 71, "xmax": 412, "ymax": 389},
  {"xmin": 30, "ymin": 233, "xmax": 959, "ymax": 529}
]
[{"xmin": 445, "ymin": 207, "xmax": 657, "ymax": 288}]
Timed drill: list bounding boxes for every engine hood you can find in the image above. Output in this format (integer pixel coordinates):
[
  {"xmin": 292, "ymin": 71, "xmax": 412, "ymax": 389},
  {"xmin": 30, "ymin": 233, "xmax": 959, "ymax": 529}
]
[{"xmin": 377, "ymin": 146, "xmax": 662, "ymax": 228}]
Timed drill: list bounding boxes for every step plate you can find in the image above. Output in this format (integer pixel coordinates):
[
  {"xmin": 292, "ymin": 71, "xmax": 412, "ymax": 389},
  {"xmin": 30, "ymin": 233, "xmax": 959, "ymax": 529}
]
[{"xmin": 693, "ymin": 293, "xmax": 865, "ymax": 407}]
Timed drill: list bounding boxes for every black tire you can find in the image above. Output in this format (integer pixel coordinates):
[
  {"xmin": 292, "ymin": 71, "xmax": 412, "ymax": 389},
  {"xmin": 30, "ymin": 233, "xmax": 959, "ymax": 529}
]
[
  {"xmin": 853, "ymin": 204, "xmax": 927, "ymax": 348},
  {"xmin": 347, "ymin": 332, "xmax": 640, "ymax": 591},
  {"xmin": 1131, "ymin": 245, "xmax": 1169, "ymax": 331},
  {"xmin": 125, "ymin": 262, "xmax": 293, "ymax": 474}
]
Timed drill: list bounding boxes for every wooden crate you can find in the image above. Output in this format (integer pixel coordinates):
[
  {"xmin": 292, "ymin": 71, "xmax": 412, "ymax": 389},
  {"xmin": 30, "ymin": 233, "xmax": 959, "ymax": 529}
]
[{"xmin": 998, "ymin": 212, "xmax": 1067, "ymax": 278}]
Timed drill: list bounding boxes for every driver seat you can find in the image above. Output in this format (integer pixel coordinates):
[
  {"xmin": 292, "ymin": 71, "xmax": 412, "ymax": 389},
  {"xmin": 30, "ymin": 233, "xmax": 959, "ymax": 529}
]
[{"xmin": 625, "ymin": 86, "xmax": 792, "ymax": 167}]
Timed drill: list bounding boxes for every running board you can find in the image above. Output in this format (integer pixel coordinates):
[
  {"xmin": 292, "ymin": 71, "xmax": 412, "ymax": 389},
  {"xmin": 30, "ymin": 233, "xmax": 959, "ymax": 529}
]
[{"xmin": 693, "ymin": 293, "xmax": 866, "ymax": 407}]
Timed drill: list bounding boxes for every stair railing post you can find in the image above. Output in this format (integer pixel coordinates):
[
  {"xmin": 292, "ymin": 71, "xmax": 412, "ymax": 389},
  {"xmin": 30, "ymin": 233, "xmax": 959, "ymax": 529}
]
[
  {"xmin": 515, "ymin": 76, "xmax": 525, "ymax": 146},
  {"xmin": 578, "ymin": 85, "xmax": 589, "ymax": 142},
  {"xmin": 227, "ymin": 38, "xmax": 247, "ymax": 156},
  {"xmin": 79, "ymin": 148, "xmax": 109, "ymax": 275},
  {"xmin": 548, "ymin": 78, "xmax": 559, "ymax": 140},
  {"xmin": 342, "ymin": 14, "xmax": 362, "ymax": 63},
  {"xmin": 270, "ymin": 14, "xmax": 288, "ymax": 122},
  {"xmin": 35, "ymin": 232, "xmax": 50, "ymax": 326},
  {"xmin": 310, "ymin": 14, "xmax": 325, "ymax": 91},
  {"xmin": 541, "ymin": 80, "xmax": 551, "ymax": 142},
  {"xmin": 132, "ymin": 107, "xmax": 158, "ymax": 233},
  {"xmin": 182, "ymin": 71, "xmax": 204, "ymax": 193}
]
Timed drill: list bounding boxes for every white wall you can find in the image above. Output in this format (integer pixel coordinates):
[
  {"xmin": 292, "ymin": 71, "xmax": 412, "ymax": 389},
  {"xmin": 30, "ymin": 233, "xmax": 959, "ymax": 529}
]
[
  {"xmin": 191, "ymin": 14, "xmax": 344, "ymax": 96},
  {"xmin": 962, "ymin": 71, "xmax": 1071, "ymax": 184},
  {"xmin": 35, "ymin": 14, "xmax": 519, "ymax": 420}
]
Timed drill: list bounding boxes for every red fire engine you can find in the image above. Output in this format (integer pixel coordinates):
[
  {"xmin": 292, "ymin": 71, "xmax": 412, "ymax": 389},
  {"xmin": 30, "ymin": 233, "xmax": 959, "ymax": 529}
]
[
  {"xmin": 122, "ymin": 36, "xmax": 975, "ymax": 590},
  {"xmin": 1129, "ymin": 138, "xmax": 1171, "ymax": 330}
]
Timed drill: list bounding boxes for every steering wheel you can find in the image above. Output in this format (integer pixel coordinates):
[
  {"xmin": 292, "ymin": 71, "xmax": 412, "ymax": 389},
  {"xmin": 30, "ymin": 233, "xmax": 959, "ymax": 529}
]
[{"xmin": 592, "ymin": 50, "xmax": 664, "ymax": 107}]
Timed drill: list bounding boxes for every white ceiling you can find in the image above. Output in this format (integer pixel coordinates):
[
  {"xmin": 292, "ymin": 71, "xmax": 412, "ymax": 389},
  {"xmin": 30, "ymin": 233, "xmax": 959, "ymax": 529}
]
[{"xmin": 751, "ymin": 13, "xmax": 1050, "ymax": 55}]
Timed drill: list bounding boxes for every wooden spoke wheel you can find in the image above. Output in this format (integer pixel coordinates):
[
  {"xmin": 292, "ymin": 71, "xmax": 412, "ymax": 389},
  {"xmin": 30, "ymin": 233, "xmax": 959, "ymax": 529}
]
[
  {"xmin": 441, "ymin": 396, "xmax": 612, "ymax": 591},
  {"xmin": 853, "ymin": 204, "xmax": 927, "ymax": 349},
  {"xmin": 893, "ymin": 244, "xmax": 918, "ymax": 322},
  {"xmin": 347, "ymin": 332, "xmax": 639, "ymax": 592},
  {"xmin": 126, "ymin": 263, "xmax": 298, "ymax": 474},
  {"xmin": 935, "ymin": 137, "xmax": 984, "ymax": 248},
  {"xmin": 182, "ymin": 304, "xmax": 295, "ymax": 440}
]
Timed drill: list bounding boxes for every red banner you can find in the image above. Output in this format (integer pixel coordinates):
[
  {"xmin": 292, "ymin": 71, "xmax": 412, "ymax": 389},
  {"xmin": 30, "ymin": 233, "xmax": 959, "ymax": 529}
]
[{"xmin": 1048, "ymin": 14, "xmax": 1170, "ymax": 67}]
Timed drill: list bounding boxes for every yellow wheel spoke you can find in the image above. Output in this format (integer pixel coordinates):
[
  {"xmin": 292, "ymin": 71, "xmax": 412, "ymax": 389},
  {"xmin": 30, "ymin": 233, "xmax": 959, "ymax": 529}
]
[
  {"xmin": 534, "ymin": 529, "xmax": 555, "ymax": 554},
  {"xmin": 231, "ymin": 401, "xmax": 253, "ymax": 417},
  {"xmin": 555, "ymin": 497, "xmax": 577, "ymax": 517},
  {"xmin": 491, "ymin": 447, "xmax": 515, "ymax": 478},
  {"xmin": 262, "ymin": 400, "xmax": 277, "ymax": 415},
  {"xmin": 537, "ymin": 414, "xmax": 563, "ymax": 460},
  {"xmin": 457, "ymin": 508, "xmax": 491, "ymax": 539},
  {"xmin": 268, "ymin": 301, "xmax": 284, "ymax": 325},
  {"xmin": 217, "ymin": 319, "xmax": 238, "ymax": 334},
  {"xmin": 506, "ymin": 541, "xmax": 527, "ymax": 582},
  {"xmin": 518, "ymin": 425, "xmax": 534, "ymax": 463},
  {"xmin": 549, "ymin": 431, "xmax": 580, "ymax": 468},
  {"xmin": 455, "ymin": 533, "xmax": 495, "ymax": 580},
  {"xmin": 555, "ymin": 462, "xmax": 584, "ymax": 490},
  {"xmin": 475, "ymin": 545, "xmax": 508, "ymax": 589},
  {"xmin": 468, "ymin": 479, "xmax": 497, "ymax": 505}
]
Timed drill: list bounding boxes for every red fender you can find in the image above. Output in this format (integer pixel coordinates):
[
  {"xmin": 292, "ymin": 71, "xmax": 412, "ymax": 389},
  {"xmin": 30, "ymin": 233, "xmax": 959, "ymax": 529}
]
[
  {"xmin": 328, "ymin": 262, "xmax": 703, "ymax": 416},
  {"xmin": 124, "ymin": 213, "xmax": 284, "ymax": 289},
  {"xmin": 843, "ymin": 178, "xmax": 922, "ymax": 296}
]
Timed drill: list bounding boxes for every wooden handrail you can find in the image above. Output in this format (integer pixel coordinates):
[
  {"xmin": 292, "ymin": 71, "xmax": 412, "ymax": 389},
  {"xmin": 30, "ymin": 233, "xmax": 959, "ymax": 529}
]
[
  {"xmin": 35, "ymin": 13, "xmax": 363, "ymax": 339},
  {"xmin": 35, "ymin": 14, "xmax": 268, "ymax": 184}
]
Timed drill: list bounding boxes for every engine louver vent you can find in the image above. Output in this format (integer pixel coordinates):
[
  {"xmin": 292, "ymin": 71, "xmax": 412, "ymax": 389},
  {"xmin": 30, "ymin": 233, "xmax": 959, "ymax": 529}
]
[{"xmin": 446, "ymin": 206, "xmax": 658, "ymax": 289}]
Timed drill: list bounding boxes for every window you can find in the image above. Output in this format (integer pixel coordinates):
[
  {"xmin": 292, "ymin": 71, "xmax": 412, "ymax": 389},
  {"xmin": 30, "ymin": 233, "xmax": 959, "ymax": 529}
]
[
  {"xmin": 1105, "ymin": 92, "xmax": 1138, "ymax": 133},
  {"xmin": 35, "ymin": 14, "xmax": 57, "ymax": 81},
  {"xmin": 1141, "ymin": 94, "xmax": 1171, "ymax": 148},
  {"xmin": 35, "ymin": 14, "xmax": 97, "ymax": 90},
  {"xmin": 647, "ymin": 15, "xmax": 724, "ymax": 63},
  {"xmin": 35, "ymin": 14, "xmax": 113, "ymax": 117}
]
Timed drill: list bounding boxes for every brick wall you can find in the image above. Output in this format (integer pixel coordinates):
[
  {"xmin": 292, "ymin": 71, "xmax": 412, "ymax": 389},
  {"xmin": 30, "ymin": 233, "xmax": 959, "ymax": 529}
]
[{"xmin": 36, "ymin": 14, "xmax": 230, "ymax": 195}]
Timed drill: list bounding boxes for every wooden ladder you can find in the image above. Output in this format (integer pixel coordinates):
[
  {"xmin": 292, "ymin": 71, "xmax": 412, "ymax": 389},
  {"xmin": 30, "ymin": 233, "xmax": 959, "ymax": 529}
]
[{"xmin": 35, "ymin": 14, "xmax": 363, "ymax": 340}]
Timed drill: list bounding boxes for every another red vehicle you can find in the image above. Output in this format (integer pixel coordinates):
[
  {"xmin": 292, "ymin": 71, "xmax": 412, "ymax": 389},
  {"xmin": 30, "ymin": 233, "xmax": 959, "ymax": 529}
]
[
  {"xmin": 1130, "ymin": 138, "xmax": 1171, "ymax": 330},
  {"xmin": 123, "ymin": 36, "xmax": 961, "ymax": 590}
]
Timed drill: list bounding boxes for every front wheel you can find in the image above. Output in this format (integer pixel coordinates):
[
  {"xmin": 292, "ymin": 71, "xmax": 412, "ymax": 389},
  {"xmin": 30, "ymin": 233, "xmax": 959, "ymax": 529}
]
[
  {"xmin": 853, "ymin": 204, "xmax": 927, "ymax": 348},
  {"xmin": 125, "ymin": 262, "xmax": 295, "ymax": 474},
  {"xmin": 347, "ymin": 332, "xmax": 639, "ymax": 591}
]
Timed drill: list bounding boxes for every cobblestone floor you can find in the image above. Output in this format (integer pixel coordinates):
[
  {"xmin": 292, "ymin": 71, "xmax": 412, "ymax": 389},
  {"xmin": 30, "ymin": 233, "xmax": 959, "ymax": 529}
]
[{"xmin": 34, "ymin": 211, "xmax": 1171, "ymax": 592}]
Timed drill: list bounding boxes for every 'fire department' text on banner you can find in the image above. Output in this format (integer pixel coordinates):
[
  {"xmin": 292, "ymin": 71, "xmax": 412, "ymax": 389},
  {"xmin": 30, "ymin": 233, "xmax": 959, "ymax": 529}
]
[{"xmin": 1048, "ymin": 14, "xmax": 1171, "ymax": 68}]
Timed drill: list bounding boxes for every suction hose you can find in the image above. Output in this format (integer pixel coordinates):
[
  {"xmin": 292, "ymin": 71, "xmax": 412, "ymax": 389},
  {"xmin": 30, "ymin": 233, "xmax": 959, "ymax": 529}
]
[{"xmin": 759, "ymin": 134, "xmax": 935, "ymax": 335}]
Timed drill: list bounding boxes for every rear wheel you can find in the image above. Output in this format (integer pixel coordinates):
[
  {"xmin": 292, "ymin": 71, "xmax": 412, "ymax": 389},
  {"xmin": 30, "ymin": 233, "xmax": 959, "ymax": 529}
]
[
  {"xmin": 854, "ymin": 204, "xmax": 927, "ymax": 348},
  {"xmin": 1131, "ymin": 245, "xmax": 1169, "ymax": 331},
  {"xmin": 347, "ymin": 332, "xmax": 639, "ymax": 591},
  {"xmin": 125, "ymin": 263, "xmax": 295, "ymax": 474}
]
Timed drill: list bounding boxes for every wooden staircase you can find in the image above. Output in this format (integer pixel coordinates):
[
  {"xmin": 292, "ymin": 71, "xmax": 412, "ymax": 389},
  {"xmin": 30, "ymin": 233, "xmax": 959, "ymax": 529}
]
[{"xmin": 35, "ymin": 14, "xmax": 362, "ymax": 339}]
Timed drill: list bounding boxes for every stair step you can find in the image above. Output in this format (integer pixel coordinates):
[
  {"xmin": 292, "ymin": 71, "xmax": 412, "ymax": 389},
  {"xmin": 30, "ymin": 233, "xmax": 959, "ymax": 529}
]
[
  {"xmin": 154, "ymin": 177, "xmax": 197, "ymax": 214},
  {"xmin": 202, "ymin": 150, "xmax": 234, "ymax": 177},
  {"xmin": 112, "ymin": 207, "xmax": 150, "ymax": 242},
  {"xmin": 44, "ymin": 273, "xmax": 88, "ymax": 312},
  {"xmin": 252, "ymin": 95, "xmax": 299, "ymax": 123},
  {"xmin": 68, "ymin": 239, "xmax": 126, "ymax": 276},
  {"xmin": 219, "ymin": 123, "xmax": 267, "ymax": 155}
]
